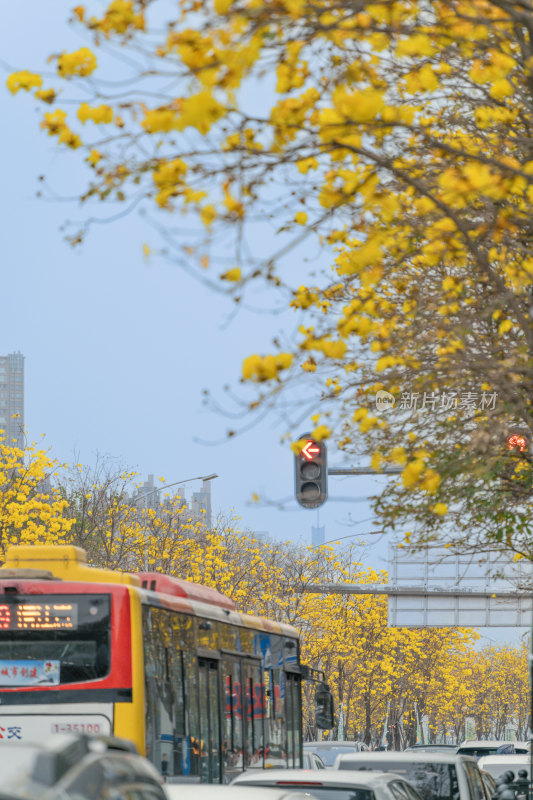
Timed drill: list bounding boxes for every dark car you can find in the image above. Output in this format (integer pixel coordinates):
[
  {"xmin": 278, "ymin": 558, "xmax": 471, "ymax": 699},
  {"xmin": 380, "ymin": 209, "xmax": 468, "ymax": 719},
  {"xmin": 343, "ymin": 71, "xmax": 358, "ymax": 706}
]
[{"xmin": 0, "ymin": 734, "xmax": 166, "ymax": 800}]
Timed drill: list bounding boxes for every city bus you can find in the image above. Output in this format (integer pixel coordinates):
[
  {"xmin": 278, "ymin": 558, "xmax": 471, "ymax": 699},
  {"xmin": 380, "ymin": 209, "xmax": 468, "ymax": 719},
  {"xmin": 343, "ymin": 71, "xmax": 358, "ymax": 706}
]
[{"xmin": 0, "ymin": 544, "xmax": 333, "ymax": 783}]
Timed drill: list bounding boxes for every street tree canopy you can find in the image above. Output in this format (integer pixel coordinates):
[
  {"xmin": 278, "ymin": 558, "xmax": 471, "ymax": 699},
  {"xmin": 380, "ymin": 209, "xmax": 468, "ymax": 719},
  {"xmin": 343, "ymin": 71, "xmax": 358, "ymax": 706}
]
[{"xmin": 8, "ymin": 0, "xmax": 533, "ymax": 561}]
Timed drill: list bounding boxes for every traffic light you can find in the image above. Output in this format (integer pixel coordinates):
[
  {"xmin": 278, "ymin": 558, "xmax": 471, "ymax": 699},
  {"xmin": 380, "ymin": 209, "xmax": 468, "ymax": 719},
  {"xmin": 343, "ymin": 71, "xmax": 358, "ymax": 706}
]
[
  {"xmin": 503, "ymin": 429, "xmax": 530, "ymax": 489},
  {"xmin": 294, "ymin": 433, "xmax": 328, "ymax": 509},
  {"xmin": 506, "ymin": 432, "xmax": 529, "ymax": 453},
  {"xmin": 315, "ymin": 682, "xmax": 335, "ymax": 729}
]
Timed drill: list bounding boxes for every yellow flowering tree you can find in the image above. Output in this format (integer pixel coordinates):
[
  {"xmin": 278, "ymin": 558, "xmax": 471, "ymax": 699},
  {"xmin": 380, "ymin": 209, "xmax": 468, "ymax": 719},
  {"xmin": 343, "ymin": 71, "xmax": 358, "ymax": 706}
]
[
  {"xmin": 0, "ymin": 434, "xmax": 73, "ymax": 559},
  {"xmin": 58, "ymin": 460, "xmax": 216, "ymax": 571},
  {"xmin": 0, "ymin": 439, "xmax": 524, "ymax": 746},
  {"xmin": 8, "ymin": 0, "xmax": 533, "ymax": 558}
]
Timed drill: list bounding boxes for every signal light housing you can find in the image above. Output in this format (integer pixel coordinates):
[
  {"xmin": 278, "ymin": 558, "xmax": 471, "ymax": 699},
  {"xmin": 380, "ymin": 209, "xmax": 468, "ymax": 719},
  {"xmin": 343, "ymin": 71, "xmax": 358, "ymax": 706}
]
[{"xmin": 294, "ymin": 433, "xmax": 328, "ymax": 509}]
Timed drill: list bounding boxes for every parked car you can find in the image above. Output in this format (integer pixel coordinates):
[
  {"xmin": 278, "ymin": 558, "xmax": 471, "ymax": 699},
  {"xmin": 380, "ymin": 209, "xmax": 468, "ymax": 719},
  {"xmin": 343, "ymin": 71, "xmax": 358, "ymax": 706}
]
[
  {"xmin": 303, "ymin": 742, "xmax": 370, "ymax": 768},
  {"xmin": 513, "ymin": 742, "xmax": 531, "ymax": 754},
  {"xmin": 457, "ymin": 741, "xmax": 516, "ymax": 758},
  {"xmin": 333, "ymin": 751, "xmax": 486, "ymax": 800},
  {"xmin": 165, "ymin": 786, "xmax": 319, "ymax": 800},
  {"xmin": 0, "ymin": 734, "xmax": 166, "ymax": 800},
  {"xmin": 477, "ymin": 754, "xmax": 530, "ymax": 780},
  {"xmin": 232, "ymin": 767, "xmax": 426, "ymax": 800}
]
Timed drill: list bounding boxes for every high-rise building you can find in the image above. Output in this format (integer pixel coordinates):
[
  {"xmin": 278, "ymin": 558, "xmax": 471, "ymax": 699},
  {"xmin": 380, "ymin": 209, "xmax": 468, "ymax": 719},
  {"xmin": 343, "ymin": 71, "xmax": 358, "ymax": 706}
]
[
  {"xmin": 191, "ymin": 479, "xmax": 212, "ymax": 528},
  {"xmin": 132, "ymin": 474, "xmax": 159, "ymax": 510},
  {"xmin": 311, "ymin": 525, "xmax": 325, "ymax": 547},
  {"xmin": 0, "ymin": 352, "xmax": 24, "ymax": 448}
]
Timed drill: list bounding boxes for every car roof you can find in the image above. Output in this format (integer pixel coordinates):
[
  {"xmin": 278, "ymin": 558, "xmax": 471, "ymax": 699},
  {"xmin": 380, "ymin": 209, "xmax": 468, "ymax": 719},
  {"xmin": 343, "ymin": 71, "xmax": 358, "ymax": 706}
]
[
  {"xmin": 232, "ymin": 768, "xmax": 412, "ymax": 786},
  {"xmin": 304, "ymin": 739, "xmax": 361, "ymax": 747},
  {"xmin": 458, "ymin": 741, "xmax": 511, "ymax": 748},
  {"xmin": 405, "ymin": 745, "xmax": 458, "ymax": 749},
  {"xmin": 0, "ymin": 735, "xmax": 161, "ymax": 794},
  {"xmin": 165, "ymin": 786, "xmax": 318, "ymax": 800},
  {"xmin": 304, "ymin": 742, "xmax": 362, "ymax": 747},
  {"xmin": 335, "ymin": 752, "xmax": 476, "ymax": 764}
]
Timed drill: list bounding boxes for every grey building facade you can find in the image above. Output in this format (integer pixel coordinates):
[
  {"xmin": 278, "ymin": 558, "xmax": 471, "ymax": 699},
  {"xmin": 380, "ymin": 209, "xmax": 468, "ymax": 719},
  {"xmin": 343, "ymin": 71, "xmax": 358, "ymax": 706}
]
[{"xmin": 0, "ymin": 352, "xmax": 24, "ymax": 448}]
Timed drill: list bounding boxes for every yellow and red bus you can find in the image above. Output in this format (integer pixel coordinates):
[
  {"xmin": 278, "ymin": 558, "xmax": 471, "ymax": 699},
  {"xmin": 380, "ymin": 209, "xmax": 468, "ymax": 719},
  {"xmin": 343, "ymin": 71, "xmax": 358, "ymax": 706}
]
[{"xmin": 0, "ymin": 544, "xmax": 333, "ymax": 783}]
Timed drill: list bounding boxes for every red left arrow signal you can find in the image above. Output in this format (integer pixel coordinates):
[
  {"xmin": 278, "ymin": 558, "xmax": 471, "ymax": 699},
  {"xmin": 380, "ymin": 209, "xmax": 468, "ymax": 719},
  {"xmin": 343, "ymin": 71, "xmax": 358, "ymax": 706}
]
[
  {"xmin": 507, "ymin": 433, "xmax": 527, "ymax": 452},
  {"xmin": 301, "ymin": 440, "xmax": 320, "ymax": 460}
]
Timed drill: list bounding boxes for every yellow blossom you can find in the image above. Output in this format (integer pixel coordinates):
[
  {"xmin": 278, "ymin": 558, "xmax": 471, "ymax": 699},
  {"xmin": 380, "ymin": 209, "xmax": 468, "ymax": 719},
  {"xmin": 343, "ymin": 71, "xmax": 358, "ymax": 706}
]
[
  {"xmin": 221, "ymin": 267, "xmax": 242, "ymax": 281},
  {"xmin": 312, "ymin": 425, "xmax": 331, "ymax": 440},
  {"xmin": 34, "ymin": 88, "xmax": 56, "ymax": 104},
  {"xmin": 57, "ymin": 47, "xmax": 97, "ymax": 77},
  {"xmin": 6, "ymin": 71, "xmax": 42, "ymax": 94},
  {"xmin": 77, "ymin": 103, "xmax": 113, "ymax": 124}
]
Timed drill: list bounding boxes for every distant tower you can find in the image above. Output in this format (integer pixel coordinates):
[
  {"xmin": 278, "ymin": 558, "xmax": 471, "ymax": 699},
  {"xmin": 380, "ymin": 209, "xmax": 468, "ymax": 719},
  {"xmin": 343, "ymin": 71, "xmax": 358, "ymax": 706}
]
[
  {"xmin": 133, "ymin": 474, "xmax": 158, "ymax": 509},
  {"xmin": 0, "ymin": 352, "xmax": 24, "ymax": 448},
  {"xmin": 311, "ymin": 525, "xmax": 325, "ymax": 547},
  {"xmin": 192, "ymin": 479, "xmax": 212, "ymax": 528}
]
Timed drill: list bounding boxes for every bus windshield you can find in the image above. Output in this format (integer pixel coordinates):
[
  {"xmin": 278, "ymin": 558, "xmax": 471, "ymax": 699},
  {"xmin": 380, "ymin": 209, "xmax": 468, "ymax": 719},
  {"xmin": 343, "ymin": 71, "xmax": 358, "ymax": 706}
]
[{"xmin": 0, "ymin": 594, "xmax": 111, "ymax": 685}]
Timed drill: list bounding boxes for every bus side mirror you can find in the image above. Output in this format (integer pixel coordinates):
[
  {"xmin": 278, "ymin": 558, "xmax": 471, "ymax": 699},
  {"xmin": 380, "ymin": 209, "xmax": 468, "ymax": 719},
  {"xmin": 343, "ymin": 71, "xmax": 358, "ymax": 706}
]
[{"xmin": 315, "ymin": 683, "xmax": 335, "ymax": 730}]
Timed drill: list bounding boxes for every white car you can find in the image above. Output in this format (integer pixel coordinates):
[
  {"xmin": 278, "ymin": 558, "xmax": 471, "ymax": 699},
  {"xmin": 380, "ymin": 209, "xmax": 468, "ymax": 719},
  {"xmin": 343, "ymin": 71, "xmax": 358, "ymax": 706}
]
[
  {"xmin": 456, "ymin": 741, "xmax": 517, "ymax": 758},
  {"xmin": 477, "ymin": 754, "xmax": 530, "ymax": 780},
  {"xmin": 165, "ymin": 787, "xmax": 318, "ymax": 800},
  {"xmin": 303, "ymin": 742, "xmax": 370, "ymax": 769},
  {"xmin": 232, "ymin": 766, "xmax": 426, "ymax": 800},
  {"xmin": 303, "ymin": 752, "xmax": 327, "ymax": 770},
  {"xmin": 333, "ymin": 751, "xmax": 486, "ymax": 800}
]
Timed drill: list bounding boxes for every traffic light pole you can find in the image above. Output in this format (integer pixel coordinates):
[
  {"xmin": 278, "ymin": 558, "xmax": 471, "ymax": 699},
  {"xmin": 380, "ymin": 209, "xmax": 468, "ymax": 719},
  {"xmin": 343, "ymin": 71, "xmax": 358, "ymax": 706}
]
[{"xmin": 328, "ymin": 467, "xmax": 403, "ymax": 476}]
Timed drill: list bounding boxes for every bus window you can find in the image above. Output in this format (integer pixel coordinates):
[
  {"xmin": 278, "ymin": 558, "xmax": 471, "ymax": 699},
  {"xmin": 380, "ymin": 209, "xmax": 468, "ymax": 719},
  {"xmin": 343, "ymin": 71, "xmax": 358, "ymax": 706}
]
[
  {"xmin": 239, "ymin": 627, "xmax": 254, "ymax": 653},
  {"xmin": 243, "ymin": 661, "xmax": 264, "ymax": 768},
  {"xmin": 221, "ymin": 657, "xmax": 245, "ymax": 779},
  {"xmin": 196, "ymin": 618, "xmax": 218, "ymax": 651},
  {"xmin": 263, "ymin": 666, "xmax": 287, "ymax": 768},
  {"xmin": 0, "ymin": 594, "xmax": 110, "ymax": 685},
  {"xmin": 286, "ymin": 673, "xmax": 302, "ymax": 767},
  {"xmin": 197, "ymin": 658, "xmax": 220, "ymax": 782},
  {"xmin": 143, "ymin": 608, "xmax": 176, "ymax": 775},
  {"xmin": 171, "ymin": 612, "xmax": 194, "ymax": 650},
  {"xmin": 182, "ymin": 651, "xmax": 201, "ymax": 778},
  {"xmin": 219, "ymin": 622, "xmax": 237, "ymax": 651},
  {"xmin": 285, "ymin": 671, "xmax": 294, "ymax": 766}
]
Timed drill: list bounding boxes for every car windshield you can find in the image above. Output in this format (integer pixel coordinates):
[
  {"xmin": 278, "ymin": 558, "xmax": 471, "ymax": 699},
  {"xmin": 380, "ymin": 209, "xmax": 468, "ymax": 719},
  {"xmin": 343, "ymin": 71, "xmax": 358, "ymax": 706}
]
[
  {"xmin": 0, "ymin": 594, "xmax": 111, "ymax": 685},
  {"xmin": 309, "ymin": 747, "xmax": 359, "ymax": 767},
  {"xmin": 339, "ymin": 762, "xmax": 458, "ymax": 800}
]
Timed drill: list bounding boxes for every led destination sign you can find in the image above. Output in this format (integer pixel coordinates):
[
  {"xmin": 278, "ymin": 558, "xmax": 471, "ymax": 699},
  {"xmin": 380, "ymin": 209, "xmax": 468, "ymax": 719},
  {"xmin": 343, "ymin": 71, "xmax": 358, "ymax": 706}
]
[{"xmin": 0, "ymin": 602, "xmax": 78, "ymax": 631}]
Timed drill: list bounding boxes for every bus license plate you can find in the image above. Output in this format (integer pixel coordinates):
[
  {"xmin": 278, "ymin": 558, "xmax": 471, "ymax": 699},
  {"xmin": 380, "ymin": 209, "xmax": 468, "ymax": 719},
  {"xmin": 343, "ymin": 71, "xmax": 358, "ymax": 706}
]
[{"xmin": 51, "ymin": 720, "xmax": 105, "ymax": 734}]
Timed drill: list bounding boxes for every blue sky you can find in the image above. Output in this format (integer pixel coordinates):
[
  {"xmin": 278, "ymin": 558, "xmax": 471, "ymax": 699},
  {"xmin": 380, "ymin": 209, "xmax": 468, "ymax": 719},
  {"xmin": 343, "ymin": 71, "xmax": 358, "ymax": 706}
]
[
  {"xmin": 1, "ymin": 1, "xmax": 527, "ymax": 644},
  {"xmin": 1, "ymin": 0, "xmax": 382, "ymax": 555}
]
